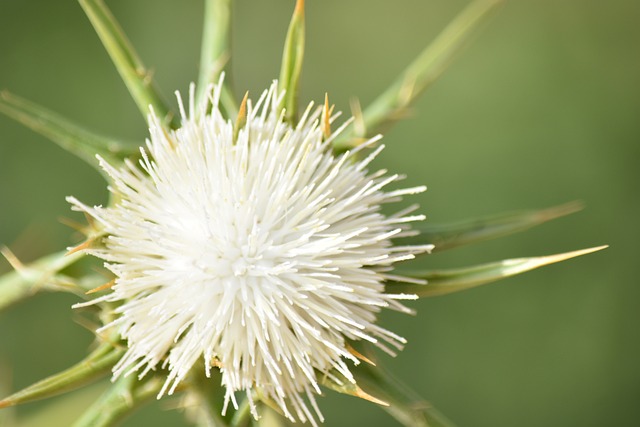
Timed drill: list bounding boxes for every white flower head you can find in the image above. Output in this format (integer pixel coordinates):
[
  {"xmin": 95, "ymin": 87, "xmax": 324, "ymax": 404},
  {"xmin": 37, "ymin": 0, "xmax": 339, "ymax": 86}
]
[{"xmin": 69, "ymin": 81, "xmax": 431, "ymax": 425}]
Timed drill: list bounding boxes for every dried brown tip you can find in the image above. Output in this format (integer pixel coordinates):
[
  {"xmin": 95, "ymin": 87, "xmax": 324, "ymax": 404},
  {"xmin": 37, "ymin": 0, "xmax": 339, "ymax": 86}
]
[
  {"xmin": 295, "ymin": 0, "xmax": 305, "ymax": 16},
  {"xmin": 83, "ymin": 211, "xmax": 97, "ymax": 229},
  {"xmin": 58, "ymin": 216, "xmax": 87, "ymax": 233},
  {"xmin": 346, "ymin": 342, "xmax": 376, "ymax": 366},
  {"xmin": 355, "ymin": 385, "xmax": 389, "ymax": 406},
  {"xmin": 322, "ymin": 93, "xmax": 332, "ymax": 139},
  {"xmin": 86, "ymin": 279, "xmax": 115, "ymax": 295},
  {"xmin": 1, "ymin": 246, "xmax": 24, "ymax": 271},
  {"xmin": 349, "ymin": 96, "xmax": 366, "ymax": 138},
  {"xmin": 67, "ymin": 239, "xmax": 92, "ymax": 256},
  {"xmin": 233, "ymin": 91, "xmax": 249, "ymax": 143}
]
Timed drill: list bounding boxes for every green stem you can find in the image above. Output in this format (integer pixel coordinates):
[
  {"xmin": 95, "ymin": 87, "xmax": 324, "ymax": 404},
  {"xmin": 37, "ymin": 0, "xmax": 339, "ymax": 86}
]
[
  {"xmin": 78, "ymin": 0, "xmax": 178, "ymax": 128},
  {"xmin": 71, "ymin": 375, "xmax": 162, "ymax": 427},
  {"xmin": 278, "ymin": 0, "xmax": 305, "ymax": 124},
  {"xmin": 0, "ymin": 249, "xmax": 86, "ymax": 311},
  {"xmin": 0, "ymin": 91, "xmax": 137, "ymax": 173},
  {"xmin": 0, "ymin": 344, "xmax": 123, "ymax": 409},
  {"xmin": 334, "ymin": 0, "xmax": 503, "ymax": 151},
  {"xmin": 197, "ymin": 0, "xmax": 237, "ymax": 117}
]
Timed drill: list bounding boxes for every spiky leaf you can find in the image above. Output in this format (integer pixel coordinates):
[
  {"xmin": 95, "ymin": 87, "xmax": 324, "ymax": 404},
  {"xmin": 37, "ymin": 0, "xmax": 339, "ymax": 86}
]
[
  {"xmin": 78, "ymin": 0, "xmax": 177, "ymax": 128},
  {"xmin": 334, "ymin": 0, "xmax": 503, "ymax": 150},
  {"xmin": 71, "ymin": 375, "xmax": 162, "ymax": 427},
  {"xmin": 0, "ymin": 344, "xmax": 123, "ymax": 409},
  {"xmin": 0, "ymin": 91, "xmax": 137, "ymax": 172},
  {"xmin": 401, "ymin": 201, "xmax": 583, "ymax": 252},
  {"xmin": 320, "ymin": 361, "xmax": 457, "ymax": 427},
  {"xmin": 278, "ymin": 0, "xmax": 305, "ymax": 123},
  {"xmin": 392, "ymin": 246, "xmax": 608, "ymax": 297},
  {"xmin": 196, "ymin": 0, "xmax": 237, "ymax": 116},
  {"xmin": 0, "ymin": 249, "xmax": 87, "ymax": 310}
]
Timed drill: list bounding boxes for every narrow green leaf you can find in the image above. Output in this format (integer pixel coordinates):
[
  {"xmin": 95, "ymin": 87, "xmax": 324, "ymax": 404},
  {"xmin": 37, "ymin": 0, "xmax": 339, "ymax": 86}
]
[
  {"xmin": 0, "ymin": 91, "xmax": 138, "ymax": 171},
  {"xmin": 0, "ymin": 249, "xmax": 86, "ymax": 310},
  {"xmin": 393, "ymin": 246, "xmax": 608, "ymax": 297},
  {"xmin": 334, "ymin": 0, "xmax": 503, "ymax": 151},
  {"xmin": 78, "ymin": 0, "xmax": 178, "ymax": 128},
  {"xmin": 319, "ymin": 370, "xmax": 388, "ymax": 407},
  {"xmin": 356, "ymin": 363, "xmax": 457, "ymax": 427},
  {"xmin": 400, "ymin": 201, "xmax": 584, "ymax": 252},
  {"xmin": 72, "ymin": 375, "xmax": 162, "ymax": 427},
  {"xmin": 278, "ymin": 0, "xmax": 305, "ymax": 123},
  {"xmin": 320, "ymin": 361, "xmax": 457, "ymax": 427},
  {"xmin": 0, "ymin": 344, "xmax": 122, "ymax": 409},
  {"xmin": 17, "ymin": 383, "xmax": 105, "ymax": 427},
  {"xmin": 196, "ymin": 0, "xmax": 237, "ymax": 117}
]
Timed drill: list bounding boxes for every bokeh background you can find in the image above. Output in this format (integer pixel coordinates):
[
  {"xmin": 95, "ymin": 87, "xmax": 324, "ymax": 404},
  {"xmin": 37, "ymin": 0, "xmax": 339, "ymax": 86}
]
[{"xmin": 0, "ymin": 0, "xmax": 638, "ymax": 426}]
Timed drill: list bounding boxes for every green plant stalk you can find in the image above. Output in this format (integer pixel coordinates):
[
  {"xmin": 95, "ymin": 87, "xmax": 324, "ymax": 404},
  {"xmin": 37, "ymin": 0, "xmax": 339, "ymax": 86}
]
[
  {"xmin": 71, "ymin": 375, "xmax": 163, "ymax": 427},
  {"xmin": 278, "ymin": 0, "xmax": 305, "ymax": 124},
  {"xmin": 0, "ymin": 249, "xmax": 85, "ymax": 310},
  {"xmin": 196, "ymin": 0, "xmax": 238, "ymax": 116},
  {"xmin": 0, "ymin": 91, "xmax": 137, "ymax": 173},
  {"xmin": 0, "ymin": 344, "xmax": 123, "ymax": 408},
  {"xmin": 78, "ymin": 0, "xmax": 178, "ymax": 128},
  {"xmin": 333, "ymin": 0, "xmax": 503, "ymax": 150}
]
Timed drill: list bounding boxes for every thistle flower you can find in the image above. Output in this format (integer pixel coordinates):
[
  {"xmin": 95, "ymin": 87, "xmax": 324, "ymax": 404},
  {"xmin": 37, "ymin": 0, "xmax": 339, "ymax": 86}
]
[
  {"xmin": 0, "ymin": 1, "xmax": 606, "ymax": 426},
  {"xmin": 68, "ymin": 81, "xmax": 431, "ymax": 424}
]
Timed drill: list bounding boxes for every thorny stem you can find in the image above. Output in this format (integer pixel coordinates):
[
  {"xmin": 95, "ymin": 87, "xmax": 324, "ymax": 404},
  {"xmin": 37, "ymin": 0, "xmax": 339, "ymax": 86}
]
[
  {"xmin": 78, "ymin": 0, "xmax": 178, "ymax": 129},
  {"xmin": 197, "ymin": 0, "xmax": 238, "ymax": 116},
  {"xmin": 333, "ymin": 0, "xmax": 503, "ymax": 151}
]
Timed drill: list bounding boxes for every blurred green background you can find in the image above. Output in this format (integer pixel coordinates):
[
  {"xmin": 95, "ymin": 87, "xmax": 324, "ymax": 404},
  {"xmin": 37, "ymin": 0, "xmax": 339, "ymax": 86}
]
[{"xmin": 0, "ymin": 0, "xmax": 638, "ymax": 426}]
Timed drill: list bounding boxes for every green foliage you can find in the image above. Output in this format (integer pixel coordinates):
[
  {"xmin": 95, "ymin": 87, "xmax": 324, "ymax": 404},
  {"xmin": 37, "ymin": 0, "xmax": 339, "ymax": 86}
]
[
  {"xmin": 333, "ymin": 0, "xmax": 503, "ymax": 151},
  {"xmin": 394, "ymin": 246, "xmax": 607, "ymax": 297},
  {"xmin": 278, "ymin": 0, "xmax": 305, "ymax": 124},
  {"xmin": 0, "ymin": 344, "xmax": 123, "ymax": 409},
  {"xmin": 78, "ymin": 0, "xmax": 178, "ymax": 128},
  {"xmin": 403, "ymin": 202, "xmax": 583, "ymax": 252},
  {"xmin": 0, "ymin": 91, "xmax": 137, "ymax": 174},
  {"xmin": 0, "ymin": 249, "xmax": 86, "ymax": 310},
  {"xmin": 71, "ymin": 375, "xmax": 162, "ymax": 427}
]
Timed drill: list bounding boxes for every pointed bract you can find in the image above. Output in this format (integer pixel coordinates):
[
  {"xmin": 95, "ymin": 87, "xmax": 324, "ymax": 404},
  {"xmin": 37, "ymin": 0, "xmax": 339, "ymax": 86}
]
[
  {"xmin": 400, "ymin": 201, "xmax": 584, "ymax": 252},
  {"xmin": 278, "ymin": 0, "xmax": 306, "ymax": 123},
  {"xmin": 392, "ymin": 246, "xmax": 608, "ymax": 297},
  {"xmin": 196, "ymin": 0, "xmax": 237, "ymax": 116},
  {"xmin": 71, "ymin": 375, "xmax": 163, "ymax": 427},
  {"xmin": 0, "ymin": 91, "xmax": 137, "ymax": 174},
  {"xmin": 0, "ymin": 344, "xmax": 122, "ymax": 409},
  {"xmin": 0, "ymin": 249, "xmax": 86, "ymax": 310}
]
